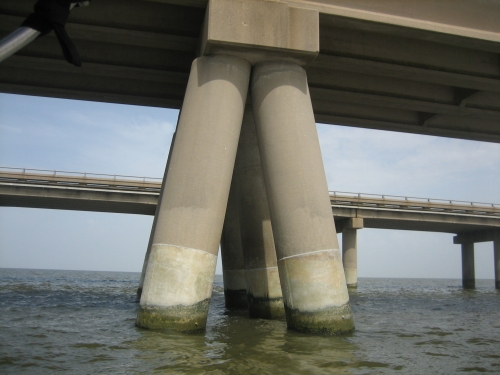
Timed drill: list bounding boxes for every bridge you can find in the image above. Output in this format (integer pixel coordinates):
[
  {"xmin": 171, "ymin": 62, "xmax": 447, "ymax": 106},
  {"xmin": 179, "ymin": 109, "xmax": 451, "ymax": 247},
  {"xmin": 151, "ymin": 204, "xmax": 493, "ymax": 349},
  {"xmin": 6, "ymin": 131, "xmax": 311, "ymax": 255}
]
[
  {"xmin": 1, "ymin": 167, "xmax": 499, "ymax": 232},
  {"xmin": 2, "ymin": 166, "xmax": 499, "ymax": 290},
  {"xmin": 1, "ymin": 0, "xmax": 499, "ymax": 333},
  {"xmin": 1, "ymin": 0, "xmax": 499, "ymax": 143}
]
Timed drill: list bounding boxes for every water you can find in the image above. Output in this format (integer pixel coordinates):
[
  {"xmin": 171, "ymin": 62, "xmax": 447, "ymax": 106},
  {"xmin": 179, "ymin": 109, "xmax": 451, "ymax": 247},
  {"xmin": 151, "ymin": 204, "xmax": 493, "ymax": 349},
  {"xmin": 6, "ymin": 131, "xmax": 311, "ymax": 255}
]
[{"xmin": 1, "ymin": 269, "xmax": 499, "ymax": 374}]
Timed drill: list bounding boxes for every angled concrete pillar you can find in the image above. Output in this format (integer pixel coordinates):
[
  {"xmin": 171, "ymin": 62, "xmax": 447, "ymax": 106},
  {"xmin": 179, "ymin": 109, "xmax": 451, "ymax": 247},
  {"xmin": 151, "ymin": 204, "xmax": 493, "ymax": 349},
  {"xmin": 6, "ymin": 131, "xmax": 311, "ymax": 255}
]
[
  {"xmin": 136, "ymin": 131, "xmax": 177, "ymax": 302},
  {"xmin": 494, "ymin": 232, "xmax": 499, "ymax": 290},
  {"xmin": 342, "ymin": 229, "xmax": 358, "ymax": 288},
  {"xmin": 237, "ymin": 104, "xmax": 284, "ymax": 320},
  {"xmin": 137, "ymin": 55, "xmax": 251, "ymax": 331},
  {"xmin": 462, "ymin": 242, "xmax": 475, "ymax": 289},
  {"xmin": 251, "ymin": 62, "xmax": 354, "ymax": 334},
  {"xmin": 220, "ymin": 174, "xmax": 247, "ymax": 309}
]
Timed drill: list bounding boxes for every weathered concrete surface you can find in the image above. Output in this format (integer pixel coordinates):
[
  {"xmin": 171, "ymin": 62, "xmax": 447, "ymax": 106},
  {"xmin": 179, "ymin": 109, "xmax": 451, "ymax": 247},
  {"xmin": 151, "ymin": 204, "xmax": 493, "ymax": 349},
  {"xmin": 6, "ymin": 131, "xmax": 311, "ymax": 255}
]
[
  {"xmin": 237, "ymin": 104, "xmax": 284, "ymax": 320},
  {"xmin": 137, "ymin": 244, "xmax": 216, "ymax": 331},
  {"xmin": 251, "ymin": 61, "xmax": 353, "ymax": 334},
  {"xmin": 278, "ymin": 250, "xmax": 353, "ymax": 334},
  {"xmin": 199, "ymin": 0, "xmax": 318, "ymax": 66},
  {"xmin": 137, "ymin": 55, "xmax": 250, "ymax": 331},
  {"xmin": 494, "ymin": 232, "xmax": 500, "ymax": 289},
  {"xmin": 220, "ymin": 174, "xmax": 247, "ymax": 309},
  {"xmin": 2, "ymin": 0, "xmax": 500, "ymax": 143},
  {"xmin": 137, "ymin": 131, "xmax": 177, "ymax": 301},
  {"xmin": 461, "ymin": 242, "xmax": 475, "ymax": 289},
  {"xmin": 342, "ymin": 229, "xmax": 358, "ymax": 288}
]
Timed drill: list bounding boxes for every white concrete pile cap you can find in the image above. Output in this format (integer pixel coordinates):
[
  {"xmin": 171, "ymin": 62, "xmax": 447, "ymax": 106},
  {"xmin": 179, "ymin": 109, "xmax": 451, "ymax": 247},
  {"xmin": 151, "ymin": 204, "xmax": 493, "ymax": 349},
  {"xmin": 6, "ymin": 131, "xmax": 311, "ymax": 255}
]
[{"xmin": 199, "ymin": 0, "xmax": 319, "ymax": 66}]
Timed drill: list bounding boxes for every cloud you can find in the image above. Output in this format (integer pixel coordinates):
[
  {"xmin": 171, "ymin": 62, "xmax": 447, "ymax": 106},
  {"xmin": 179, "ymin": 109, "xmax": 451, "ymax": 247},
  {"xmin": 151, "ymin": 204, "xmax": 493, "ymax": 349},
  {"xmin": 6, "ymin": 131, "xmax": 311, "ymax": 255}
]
[
  {"xmin": 317, "ymin": 123, "xmax": 500, "ymax": 203},
  {"xmin": 1, "ymin": 94, "xmax": 498, "ymax": 278},
  {"xmin": 0, "ymin": 94, "xmax": 178, "ymax": 177}
]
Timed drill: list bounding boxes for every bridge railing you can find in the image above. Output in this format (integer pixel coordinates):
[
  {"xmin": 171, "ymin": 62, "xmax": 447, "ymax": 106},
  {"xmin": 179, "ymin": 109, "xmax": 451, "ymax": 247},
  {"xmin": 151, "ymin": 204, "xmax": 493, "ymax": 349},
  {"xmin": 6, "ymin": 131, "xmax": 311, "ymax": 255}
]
[
  {"xmin": 329, "ymin": 191, "xmax": 500, "ymax": 216},
  {"xmin": 1, "ymin": 167, "xmax": 499, "ymax": 216},
  {"xmin": 0, "ymin": 167, "xmax": 162, "ymax": 191}
]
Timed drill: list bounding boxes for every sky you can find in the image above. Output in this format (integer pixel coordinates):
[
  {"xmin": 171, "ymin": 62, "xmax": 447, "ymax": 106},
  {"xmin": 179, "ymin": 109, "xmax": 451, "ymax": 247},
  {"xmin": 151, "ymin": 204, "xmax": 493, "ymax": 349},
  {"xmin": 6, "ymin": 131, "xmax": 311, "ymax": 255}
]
[{"xmin": 1, "ymin": 93, "xmax": 499, "ymax": 280}]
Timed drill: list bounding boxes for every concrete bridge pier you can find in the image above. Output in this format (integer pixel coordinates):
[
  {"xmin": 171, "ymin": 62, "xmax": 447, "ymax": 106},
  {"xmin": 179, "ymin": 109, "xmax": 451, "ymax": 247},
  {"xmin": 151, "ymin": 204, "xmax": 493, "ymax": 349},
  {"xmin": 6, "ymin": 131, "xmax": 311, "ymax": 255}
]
[
  {"xmin": 252, "ymin": 61, "xmax": 354, "ymax": 334},
  {"xmin": 342, "ymin": 230, "xmax": 358, "ymax": 288},
  {"xmin": 136, "ymin": 131, "xmax": 176, "ymax": 302},
  {"xmin": 341, "ymin": 218, "xmax": 363, "ymax": 289},
  {"xmin": 220, "ymin": 174, "xmax": 247, "ymax": 309},
  {"xmin": 454, "ymin": 231, "xmax": 500, "ymax": 289},
  {"xmin": 237, "ymin": 104, "xmax": 284, "ymax": 320},
  {"xmin": 494, "ymin": 232, "xmax": 500, "ymax": 290},
  {"xmin": 461, "ymin": 242, "xmax": 475, "ymax": 289},
  {"xmin": 136, "ymin": 54, "xmax": 250, "ymax": 331}
]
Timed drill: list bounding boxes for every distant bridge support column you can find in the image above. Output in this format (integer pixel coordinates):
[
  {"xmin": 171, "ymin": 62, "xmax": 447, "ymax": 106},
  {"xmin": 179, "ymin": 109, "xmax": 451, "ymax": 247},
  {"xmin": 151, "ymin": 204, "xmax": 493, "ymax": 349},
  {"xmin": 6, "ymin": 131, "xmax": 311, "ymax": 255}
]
[
  {"xmin": 494, "ymin": 232, "xmax": 500, "ymax": 290},
  {"xmin": 342, "ymin": 219, "xmax": 363, "ymax": 289},
  {"xmin": 220, "ymin": 174, "xmax": 247, "ymax": 309},
  {"xmin": 252, "ymin": 62, "xmax": 354, "ymax": 334},
  {"xmin": 137, "ymin": 55, "xmax": 250, "ymax": 331},
  {"xmin": 238, "ymin": 104, "xmax": 284, "ymax": 320},
  {"xmin": 461, "ymin": 242, "xmax": 475, "ymax": 289}
]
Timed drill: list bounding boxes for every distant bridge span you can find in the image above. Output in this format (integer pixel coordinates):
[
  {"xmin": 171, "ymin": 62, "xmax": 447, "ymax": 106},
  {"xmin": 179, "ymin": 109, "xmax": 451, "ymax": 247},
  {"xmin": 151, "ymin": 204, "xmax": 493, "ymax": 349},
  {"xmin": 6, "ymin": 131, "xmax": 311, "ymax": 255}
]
[
  {"xmin": 1, "ymin": 167, "xmax": 499, "ymax": 236},
  {"xmin": 2, "ymin": 166, "xmax": 499, "ymax": 289}
]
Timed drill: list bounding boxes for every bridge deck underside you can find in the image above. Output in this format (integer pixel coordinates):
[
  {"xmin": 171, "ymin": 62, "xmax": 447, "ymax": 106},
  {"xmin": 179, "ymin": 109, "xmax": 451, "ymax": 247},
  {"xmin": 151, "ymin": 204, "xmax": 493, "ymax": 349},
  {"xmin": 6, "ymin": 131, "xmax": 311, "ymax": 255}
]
[{"xmin": 0, "ymin": 0, "xmax": 499, "ymax": 143}]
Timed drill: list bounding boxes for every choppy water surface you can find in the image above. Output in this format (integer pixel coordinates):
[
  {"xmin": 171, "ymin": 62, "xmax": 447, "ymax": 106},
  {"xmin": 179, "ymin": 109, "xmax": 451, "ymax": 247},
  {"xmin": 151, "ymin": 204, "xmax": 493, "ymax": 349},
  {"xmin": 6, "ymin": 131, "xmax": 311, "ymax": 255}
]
[{"xmin": 0, "ymin": 269, "xmax": 499, "ymax": 374}]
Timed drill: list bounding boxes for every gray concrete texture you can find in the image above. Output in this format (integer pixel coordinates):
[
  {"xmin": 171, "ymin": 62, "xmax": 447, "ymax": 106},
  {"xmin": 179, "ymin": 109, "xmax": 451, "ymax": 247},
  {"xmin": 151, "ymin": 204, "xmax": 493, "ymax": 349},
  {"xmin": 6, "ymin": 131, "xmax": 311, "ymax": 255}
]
[
  {"xmin": 2, "ymin": 0, "xmax": 500, "ymax": 143},
  {"xmin": 494, "ymin": 232, "xmax": 500, "ymax": 289},
  {"xmin": 220, "ymin": 173, "xmax": 247, "ymax": 309},
  {"xmin": 137, "ymin": 55, "xmax": 251, "ymax": 331},
  {"xmin": 342, "ymin": 229, "xmax": 358, "ymax": 288},
  {"xmin": 251, "ymin": 61, "xmax": 353, "ymax": 334},
  {"xmin": 236, "ymin": 103, "xmax": 284, "ymax": 320},
  {"xmin": 136, "ymin": 131, "xmax": 177, "ymax": 301},
  {"xmin": 199, "ymin": 0, "xmax": 319, "ymax": 66},
  {"xmin": 461, "ymin": 242, "xmax": 475, "ymax": 289}
]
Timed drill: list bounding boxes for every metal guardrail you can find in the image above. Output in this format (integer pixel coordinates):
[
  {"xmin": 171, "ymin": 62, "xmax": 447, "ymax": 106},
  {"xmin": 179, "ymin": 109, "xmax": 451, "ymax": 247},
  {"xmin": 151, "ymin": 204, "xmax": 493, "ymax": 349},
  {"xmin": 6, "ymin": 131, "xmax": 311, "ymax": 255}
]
[
  {"xmin": 1, "ymin": 167, "xmax": 499, "ymax": 217},
  {"xmin": 329, "ymin": 191, "xmax": 500, "ymax": 216},
  {"xmin": 0, "ymin": 167, "xmax": 162, "ymax": 183},
  {"xmin": 0, "ymin": 167, "xmax": 162, "ymax": 192}
]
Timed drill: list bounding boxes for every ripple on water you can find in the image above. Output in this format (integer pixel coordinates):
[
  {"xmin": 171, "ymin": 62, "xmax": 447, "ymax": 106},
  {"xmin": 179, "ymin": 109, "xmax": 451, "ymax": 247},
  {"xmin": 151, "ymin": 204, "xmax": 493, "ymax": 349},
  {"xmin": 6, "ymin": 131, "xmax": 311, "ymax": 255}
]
[{"xmin": 1, "ymin": 271, "xmax": 500, "ymax": 374}]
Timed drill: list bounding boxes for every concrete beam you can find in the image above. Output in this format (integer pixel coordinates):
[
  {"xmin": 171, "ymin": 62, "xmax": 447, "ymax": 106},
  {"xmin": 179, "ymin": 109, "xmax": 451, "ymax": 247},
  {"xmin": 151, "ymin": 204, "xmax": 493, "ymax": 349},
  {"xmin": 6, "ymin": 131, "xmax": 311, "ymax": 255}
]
[
  {"xmin": 454, "ymin": 230, "xmax": 499, "ymax": 244},
  {"xmin": 149, "ymin": 0, "xmax": 500, "ymax": 46},
  {"xmin": 199, "ymin": 0, "xmax": 319, "ymax": 66},
  {"xmin": 0, "ymin": 183, "xmax": 157, "ymax": 215},
  {"xmin": 333, "ymin": 206, "xmax": 500, "ymax": 234}
]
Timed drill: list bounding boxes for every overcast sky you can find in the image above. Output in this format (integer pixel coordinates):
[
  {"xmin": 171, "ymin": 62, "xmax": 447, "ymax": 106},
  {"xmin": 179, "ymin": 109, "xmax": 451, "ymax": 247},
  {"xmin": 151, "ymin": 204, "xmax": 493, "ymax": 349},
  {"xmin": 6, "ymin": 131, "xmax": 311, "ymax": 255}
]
[{"xmin": 1, "ymin": 93, "xmax": 499, "ymax": 280}]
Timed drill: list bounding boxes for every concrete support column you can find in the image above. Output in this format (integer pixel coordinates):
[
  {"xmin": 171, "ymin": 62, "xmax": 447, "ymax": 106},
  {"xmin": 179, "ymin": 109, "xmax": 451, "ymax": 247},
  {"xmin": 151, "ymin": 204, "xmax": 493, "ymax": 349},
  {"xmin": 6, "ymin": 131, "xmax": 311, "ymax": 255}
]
[
  {"xmin": 136, "ymin": 131, "xmax": 176, "ymax": 302},
  {"xmin": 237, "ymin": 104, "xmax": 284, "ymax": 320},
  {"xmin": 251, "ymin": 61, "xmax": 354, "ymax": 334},
  {"xmin": 494, "ymin": 232, "xmax": 500, "ymax": 290},
  {"xmin": 342, "ymin": 229, "xmax": 358, "ymax": 288},
  {"xmin": 461, "ymin": 242, "xmax": 475, "ymax": 289},
  {"xmin": 220, "ymin": 175, "xmax": 247, "ymax": 309},
  {"xmin": 137, "ymin": 55, "xmax": 251, "ymax": 331}
]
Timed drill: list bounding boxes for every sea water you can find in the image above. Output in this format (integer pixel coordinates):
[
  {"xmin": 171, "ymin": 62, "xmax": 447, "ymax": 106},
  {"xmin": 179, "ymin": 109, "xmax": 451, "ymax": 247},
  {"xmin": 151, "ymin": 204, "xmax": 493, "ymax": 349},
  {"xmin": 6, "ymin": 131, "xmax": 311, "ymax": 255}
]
[{"xmin": 0, "ymin": 268, "xmax": 499, "ymax": 374}]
